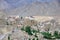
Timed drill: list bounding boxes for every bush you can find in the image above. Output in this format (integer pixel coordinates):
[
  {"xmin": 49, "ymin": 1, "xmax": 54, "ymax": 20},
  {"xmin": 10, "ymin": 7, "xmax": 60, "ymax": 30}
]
[
  {"xmin": 41, "ymin": 31, "xmax": 60, "ymax": 39},
  {"xmin": 21, "ymin": 26, "xmax": 25, "ymax": 31},
  {"xmin": 8, "ymin": 36, "xmax": 10, "ymax": 40},
  {"xmin": 32, "ymin": 38, "xmax": 35, "ymax": 40},
  {"xmin": 29, "ymin": 38, "xmax": 31, "ymax": 40},
  {"xmin": 41, "ymin": 32, "xmax": 52, "ymax": 39},
  {"xmin": 25, "ymin": 26, "xmax": 33, "ymax": 35},
  {"xmin": 21, "ymin": 26, "xmax": 33, "ymax": 35},
  {"xmin": 32, "ymin": 29, "xmax": 39, "ymax": 33},
  {"xmin": 21, "ymin": 25, "xmax": 39, "ymax": 40},
  {"xmin": 53, "ymin": 31, "xmax": 60, "ymax": 39}
]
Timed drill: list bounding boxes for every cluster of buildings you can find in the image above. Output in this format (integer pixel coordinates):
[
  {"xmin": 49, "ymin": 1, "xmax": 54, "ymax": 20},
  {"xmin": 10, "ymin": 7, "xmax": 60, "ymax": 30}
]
[
  {"xmin": 5, "ymin": 15, "xmax": 60, "ymax": 32},
  {"xmin": 0, "ymin": 15, "xmax": 60, "ymax": 40}
]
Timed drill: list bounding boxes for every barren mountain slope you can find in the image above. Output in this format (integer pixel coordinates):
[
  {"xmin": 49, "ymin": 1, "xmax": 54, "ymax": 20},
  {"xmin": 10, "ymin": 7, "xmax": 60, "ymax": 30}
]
[{"xmin": 7, "ymin": 1, "xmax": 60, "ymax": 16}]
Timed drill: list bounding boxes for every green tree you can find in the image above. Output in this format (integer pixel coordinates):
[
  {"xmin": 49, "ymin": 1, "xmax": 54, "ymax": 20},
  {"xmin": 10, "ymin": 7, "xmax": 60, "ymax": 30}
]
[
  {"xmin": 53, "ymin": 31, "xmax": 60, "ymax": 39},
  {"xmin": 8, "ymin": 35, "xmax": 10, "ymax": 40},
  {"xmin": 25, "ymin": 26, "xmax": 33, "ymax": 35},
  {"xmin": 41, "ymin": 32, "xmax": 52, "ymax": 39}
]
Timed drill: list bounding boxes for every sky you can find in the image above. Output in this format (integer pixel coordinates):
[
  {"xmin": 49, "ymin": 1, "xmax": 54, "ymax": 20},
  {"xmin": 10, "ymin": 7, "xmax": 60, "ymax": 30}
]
[{"xmin": 0, "ymin": 0, "xmax": 56, "ymax": 10}]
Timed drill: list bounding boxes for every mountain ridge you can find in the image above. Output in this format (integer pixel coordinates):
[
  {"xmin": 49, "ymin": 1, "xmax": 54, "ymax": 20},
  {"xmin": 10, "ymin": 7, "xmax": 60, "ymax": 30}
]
[{"xmin": 6, "ymin": 1, "xmax": 60, "ymax": 16}]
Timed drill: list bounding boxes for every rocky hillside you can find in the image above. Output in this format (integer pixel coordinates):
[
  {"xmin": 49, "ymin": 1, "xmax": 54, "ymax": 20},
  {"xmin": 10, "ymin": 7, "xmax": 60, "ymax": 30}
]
[{"xmin": 6, "ymin": 0, "xmax": 60, "ymax": 16}]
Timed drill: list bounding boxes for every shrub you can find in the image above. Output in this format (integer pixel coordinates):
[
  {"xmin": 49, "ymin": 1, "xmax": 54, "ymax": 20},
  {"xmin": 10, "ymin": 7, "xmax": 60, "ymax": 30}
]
[
  {"xmin": 32, "ymin": 38, "xmax": 35, "ymax": 40},
  {"xmin": 32, "ymin": 29, "xmax": 39, "ymax": 33},
  {"xmin": 25, "ymin": 26, "xmax": 33, "ymax": 35},
  {"xmin": 41, "ymin": 31, "xmax": 60, "ymax": 39},
  {"xmin": 29, "ymin": 38, "xmax": 31, "ymax": 40},
  {"xmin": 41, "ymin": 32, "xmax": 52, "ymax": 39},
  {"xmin": 21, "ymin": 26, "xmax": 25, "ymax": 31},
  {"xmin": 21, "ymin": 25, "xmax": 39, "ymax": 40},
  {"xmin": 53, "ymin": 31, "xmax": 60, "ymax": 39},
  {"xmin": 8, "ymin": 36, "xmax": 10, "ymax": 40}
]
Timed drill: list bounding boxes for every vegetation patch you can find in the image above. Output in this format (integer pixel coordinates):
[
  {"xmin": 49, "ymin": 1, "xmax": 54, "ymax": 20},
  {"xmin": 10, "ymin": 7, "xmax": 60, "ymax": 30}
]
[{"xmin": 21, "ymin": 26, "xmax": 60, "ymax": 40}]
